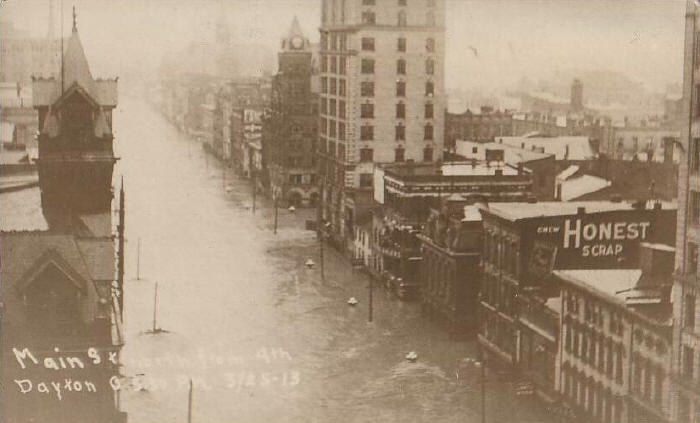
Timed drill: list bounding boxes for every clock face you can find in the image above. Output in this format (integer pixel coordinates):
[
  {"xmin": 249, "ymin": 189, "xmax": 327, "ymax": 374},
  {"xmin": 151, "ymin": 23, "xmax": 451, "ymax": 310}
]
[{"xmin": 291, "ymin": 36, "xmax": 304, "ymax": 49}]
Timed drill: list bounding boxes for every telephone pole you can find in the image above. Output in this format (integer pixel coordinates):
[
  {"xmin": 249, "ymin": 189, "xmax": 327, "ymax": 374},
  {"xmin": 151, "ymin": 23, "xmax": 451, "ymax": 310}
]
[{"xmin": 117, "ymin": 177, "xmax": 125, "ymax": 318}]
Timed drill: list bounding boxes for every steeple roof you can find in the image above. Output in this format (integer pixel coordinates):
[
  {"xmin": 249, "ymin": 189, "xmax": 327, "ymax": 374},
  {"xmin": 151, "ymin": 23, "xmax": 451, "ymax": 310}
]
[
  {"xmin": 288, "ymin": 16, "xmax": 305, "ymax": 39},
  {"xmin": 281, "ymin": 16, "xmax": 310, "ymax": 52},
  {"xmin": 32, "ymin": 21, "xmax": 117, "ymax": 108},
  {"xmin": 62, "ymin": 29, "xmax": 97, "ymax": 100}
]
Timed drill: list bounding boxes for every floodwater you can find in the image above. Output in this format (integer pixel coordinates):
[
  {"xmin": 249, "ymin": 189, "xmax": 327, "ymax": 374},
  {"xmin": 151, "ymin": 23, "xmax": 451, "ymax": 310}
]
[{"xmin": 114, "ymin": 95, "xmax": 554, "ymax": 423}]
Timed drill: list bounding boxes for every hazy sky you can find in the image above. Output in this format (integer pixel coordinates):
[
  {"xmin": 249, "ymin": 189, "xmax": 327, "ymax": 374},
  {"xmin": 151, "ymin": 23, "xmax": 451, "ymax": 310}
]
[{"xmin": 1, "ymin": 0, "xmax": 687, "ymax": 92}]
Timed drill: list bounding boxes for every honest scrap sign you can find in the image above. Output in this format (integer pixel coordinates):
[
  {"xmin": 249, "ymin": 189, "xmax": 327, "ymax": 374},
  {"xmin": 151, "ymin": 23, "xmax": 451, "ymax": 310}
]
[{"xmin": 524, "ymin": 208, "xmax": 675, "ymax": 270}]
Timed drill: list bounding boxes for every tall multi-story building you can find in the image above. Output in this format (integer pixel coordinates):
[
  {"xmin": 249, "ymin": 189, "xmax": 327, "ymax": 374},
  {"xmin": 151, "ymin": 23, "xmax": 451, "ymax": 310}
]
[
  {"xmin": 672, "ymin": 2, "xmax": 700, "ymax": 422},
  {"xmin": 266, "ymin": 17, "xmax": 319, "ymax": 207},
  {"xmin": 317, "ymin": 0, "xmax": 446, "ymax": 252}
]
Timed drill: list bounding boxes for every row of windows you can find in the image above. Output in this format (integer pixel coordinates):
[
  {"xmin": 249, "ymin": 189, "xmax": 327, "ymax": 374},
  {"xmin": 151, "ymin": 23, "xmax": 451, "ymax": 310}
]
[
  {"xmin": 424, "ymin": 256, "xmax": 454, "ymax": 300},
  {"xmin": 565, "ymin": 291, "xmax": 624, "ymax": 337},
  {"xmin": 564, "ymin": 321, "xmax": 624, "ymax": 384},
  {"xmin": 482, "ymin": 230, "xmax": 519, "ymax": 277},
  {"xmin": 356, "ymin": 124, "xmax": 433, "ymax": 141},
  {"xmin": 359, "ymin": 58, "xmax": 435, "ymax": 75},
  {"xmin": 358, "ymin": 146, "xmax": 433, "ymax": 163},
  {"xmin": 363, "ymin": 0, "xmax": 436, "ymax": 6},
  {"xmin": 321, "ymin": 98, "xmax": 346, "ymax": 119},
  {"xmin": 321, "ymin": 55, "xmax": 347, "ymax": 75},
  {"xmin": 481, "ymin": 276, "xmax": 516, "ymax": 314},
  {"xmin": 356, "ymin": 81, "xmax": 435, "ymax": 97},
  {"xmin": 630, "ymin": 353, "xmax": 664, "ymax": 407},
  {"xmin": 481, "ymin": 310, "xmax": 516, "ymax": 356},
  {"xmin": 320, "ymin": 32, "xmax": 347, "ymax": 52},
  {"xmin": 356, "ymin": 102, "xmax": 434, "ymax": 119},
  {"xmin": 561, "ymin": 367, "xmax": 623, "ymax": 423},
  {"xmin": 320, "ymin": 118, "xmax": 346, "ymax": 140},
  {"xmin": 361, "ymin": 36, "xmax": 436, "ymax": 53},
  {"xmin": 320, "ymin": 77, "xmax": 347, "ymax": 96},
  {"xmin": 360, "ymin": 9, "xmax": 436, "ymax": 26}
]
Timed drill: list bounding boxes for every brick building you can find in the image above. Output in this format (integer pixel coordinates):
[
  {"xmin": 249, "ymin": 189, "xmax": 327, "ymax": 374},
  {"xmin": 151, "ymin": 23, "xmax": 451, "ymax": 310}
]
[
  {"xmin": 418, "ymin": 200, "xmax": 482, "ymax": 335},
  {"xmin": 444, "ymin": 106, "xmax": 513, "ymax": 151},
  {"xmin": 478, "ymin": 201, "xmax": 676, "ymax": 406},
  {"xmin": 265, "ymin": 18, "xmax": 319, "ymax": 207},
  {"xmin": 369, "ymin": 161, "xmax": 532, "ymax": 299},
  {"xmin": 555, "ymin": 242, "xmax": 675, "ymax": 423},
  {"xmin": 672, "ymin": 2, "xmax": 700, "ymax": 422}
]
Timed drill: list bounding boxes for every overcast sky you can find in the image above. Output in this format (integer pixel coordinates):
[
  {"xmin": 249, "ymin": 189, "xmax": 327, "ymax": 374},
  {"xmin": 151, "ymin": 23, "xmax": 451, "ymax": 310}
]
[{"xmin": 1, "ymin": 0, "xmax": 687, "ymax": 92}]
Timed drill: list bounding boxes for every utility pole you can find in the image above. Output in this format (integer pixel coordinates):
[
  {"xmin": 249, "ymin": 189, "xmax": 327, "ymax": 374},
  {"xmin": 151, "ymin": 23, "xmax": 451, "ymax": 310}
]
[
  {"xmin": 136, "ymin": 237, "xmax": 141, "ymax": 281},
  {"xmin": 252, "ymin": 171, "xmax": 257, "ymax": 214},
  {"xmin": 152, "ymin": 282, "xmax": 159, "ymax": 333},
  {"xmin": 117, "ymin": 177, "xmax": 125, "ymax": 318},
  {"xmin": 273, "ymin": 192, "xmax": 278, "ymax": 234},
  {"xmin": 187, "ymin": 379, "xmax": 193, "ymax": 423},
  {"xmin": 368, "ymin": 275, "xmax": 373, "ymax": 322},
  {"xmin": 479, "ymin": 346, "xmax": 486, "ymax": 423}
]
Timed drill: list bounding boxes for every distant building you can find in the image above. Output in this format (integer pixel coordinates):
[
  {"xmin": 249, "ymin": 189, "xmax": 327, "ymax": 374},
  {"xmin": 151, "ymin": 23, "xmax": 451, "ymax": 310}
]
[
  {"xmin": 455, "ymin": 139, "xmax": 557, "ymax": 200},
  {"xmin": 445, "ymin": 107, "xmax": 513, "ymax": 150},
  {"xmin": 496, "ymin": 135, "xmax": 597, "ymax": 160},
  {"xmin": 318, "ymin": 0, "xmax": 446, "ymax": 253},
  {"xmin": 265, "ymin": 18, "xmax": 319, "ymax": 207},
  {"xmin": 571, "ymin": 79, "xmax": 584, "ymax": 113},
  {"xmin": 610, "ymin": 126, "xmax": 680, "ymax": 163}
]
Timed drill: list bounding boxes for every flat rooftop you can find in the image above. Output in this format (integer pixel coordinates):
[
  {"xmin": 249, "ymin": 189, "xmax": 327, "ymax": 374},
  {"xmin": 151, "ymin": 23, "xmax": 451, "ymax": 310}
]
[
  {"xmin": 382, "ymin": 162, "xmax": 522, "ymax": 178},
  {"xmin": 482, "ymin": 200, "xmax": 676, "ymax": 222}
]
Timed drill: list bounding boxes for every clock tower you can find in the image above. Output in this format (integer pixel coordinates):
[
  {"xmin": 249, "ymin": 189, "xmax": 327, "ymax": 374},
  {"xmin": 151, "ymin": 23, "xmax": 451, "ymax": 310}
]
[{"xmin": 265, "ymin": 17, "xmax": 318, "ymax": 207}]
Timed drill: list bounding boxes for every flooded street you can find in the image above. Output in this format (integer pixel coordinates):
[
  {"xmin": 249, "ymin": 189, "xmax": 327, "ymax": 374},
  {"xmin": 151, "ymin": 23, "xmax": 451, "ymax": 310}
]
[{"xmin": 114, "ymin": 95, "xmax": 552, "ymax": 423}]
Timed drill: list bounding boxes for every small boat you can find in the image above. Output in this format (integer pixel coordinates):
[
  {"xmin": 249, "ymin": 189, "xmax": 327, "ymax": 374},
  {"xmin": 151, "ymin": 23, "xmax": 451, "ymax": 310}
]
[
  {"xmin": 347, "ymin": 297, "xmax": 359, "ymax": 306},
  {"xmin": 288, "ymin": 205, "xmax": 296, "ymax": 212},
  {"xmin": 305, "ymin": 259, "xmax": 315, "ymax": 268},
  {"xmin": 405, "ymin": 351, "xmax": 418, "ymax": 362}
]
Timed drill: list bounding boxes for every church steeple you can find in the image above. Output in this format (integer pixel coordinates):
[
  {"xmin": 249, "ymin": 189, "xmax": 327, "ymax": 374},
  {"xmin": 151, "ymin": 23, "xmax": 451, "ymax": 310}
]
[{"xmin": 32, "ymin": 17, "xmax": 119, "ymax": 224}]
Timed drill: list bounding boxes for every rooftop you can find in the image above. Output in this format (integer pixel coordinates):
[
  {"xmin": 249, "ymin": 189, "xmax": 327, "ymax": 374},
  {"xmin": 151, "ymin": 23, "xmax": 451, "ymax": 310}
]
[
  {"xmin": 554, "ymin": 268, "xmax": 672, "ymax": 324},
  {"xmin": 455, "ymin": 140, "xmax": 553, "ymax": 164},
  {"xmin": 482, "ymin": 200, "xmax": 675, "ymax": 222},
  {"xmin": 382, "ymin": 161, "xmax": 524, "ymax": 180},
  {"xmin": 0, "ymin": 185, "xmax": 48, "ymax": 231},
  {"xmin": 496, "ymin": 136, "xmax": 595, "ymax": 160}
]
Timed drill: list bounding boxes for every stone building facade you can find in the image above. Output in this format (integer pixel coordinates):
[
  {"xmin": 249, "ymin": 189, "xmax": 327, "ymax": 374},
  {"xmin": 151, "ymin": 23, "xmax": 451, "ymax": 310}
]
[{"xmin": 317, "ymin": 0, "xmax": 446, "ymax": 253}]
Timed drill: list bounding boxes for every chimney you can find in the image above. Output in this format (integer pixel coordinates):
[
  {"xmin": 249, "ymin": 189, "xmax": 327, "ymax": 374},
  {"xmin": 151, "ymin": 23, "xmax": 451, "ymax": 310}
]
[
  {"xmin": 577, "ymin": 206, "xmax": 586, "ymax": 215},
  {"xmin": 517, "ymin": 162, "xmax": 523, "ymax": 174},
  {"xmin": 565, "ymin": 144, "xmax": 570, "ymax": 160}
]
